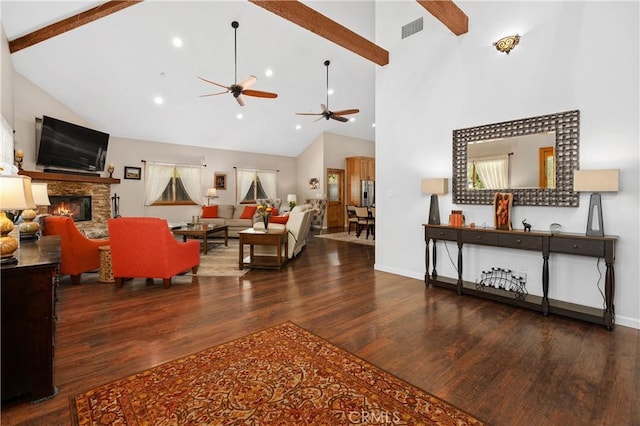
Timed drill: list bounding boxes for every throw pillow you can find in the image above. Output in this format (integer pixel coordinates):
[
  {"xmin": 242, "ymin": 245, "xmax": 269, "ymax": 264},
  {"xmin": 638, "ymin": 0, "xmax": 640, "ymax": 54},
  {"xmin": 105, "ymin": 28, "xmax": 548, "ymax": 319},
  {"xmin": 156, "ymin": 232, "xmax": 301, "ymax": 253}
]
[
  {"xmin": 270, "ymin": 207, "xmax": 279, "ymax": 216},
  {"xmin": 202, "ymin": 205, "xmax": 218, "ymax": 218},
  {"xmin": 269, "ymin": 215, "xmax": 289, "ymax": 225},
  {"xmin": 240, "ymin": 205, "xmax": 257, "ymax": 219}
]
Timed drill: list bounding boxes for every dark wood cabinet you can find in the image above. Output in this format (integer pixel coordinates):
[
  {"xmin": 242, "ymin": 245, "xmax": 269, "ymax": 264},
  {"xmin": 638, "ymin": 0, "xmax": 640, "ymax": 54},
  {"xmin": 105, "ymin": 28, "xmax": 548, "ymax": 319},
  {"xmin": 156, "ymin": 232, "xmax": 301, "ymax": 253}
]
[
  {"xmin": 1, "ymin": 236, "xmax": 60, "ymax": 403},
  {"xmin": 424, "ymin": 225, "xmax": 617, "ymax": 330}
]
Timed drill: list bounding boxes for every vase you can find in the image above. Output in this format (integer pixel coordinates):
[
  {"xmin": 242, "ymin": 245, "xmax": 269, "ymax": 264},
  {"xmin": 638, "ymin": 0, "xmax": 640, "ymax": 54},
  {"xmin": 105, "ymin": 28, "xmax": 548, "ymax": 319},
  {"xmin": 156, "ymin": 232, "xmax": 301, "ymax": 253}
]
[{"xmin": 262, "ymin": 215, "xmax": 269, "ymax": 231}]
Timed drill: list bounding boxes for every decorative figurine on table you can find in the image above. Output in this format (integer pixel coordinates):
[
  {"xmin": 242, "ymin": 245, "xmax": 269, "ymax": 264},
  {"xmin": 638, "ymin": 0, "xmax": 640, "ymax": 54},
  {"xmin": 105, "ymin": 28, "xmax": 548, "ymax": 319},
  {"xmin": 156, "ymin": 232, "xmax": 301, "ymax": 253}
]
[
  {"xmin": 107, "ymin": 163, "xmax": 115, "ymax": 178},
  {"xmin": 522, "ymin": 219, "xmax": 532, "ymax": 232}
]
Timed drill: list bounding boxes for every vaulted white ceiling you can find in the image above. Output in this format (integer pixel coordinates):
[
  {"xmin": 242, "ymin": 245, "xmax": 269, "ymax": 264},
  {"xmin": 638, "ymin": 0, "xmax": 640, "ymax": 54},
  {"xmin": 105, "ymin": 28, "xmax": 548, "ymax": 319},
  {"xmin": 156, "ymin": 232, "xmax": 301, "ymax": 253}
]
[{"xmin": 2, "ymin": 1, "xmax": 380, "ymax": 157}]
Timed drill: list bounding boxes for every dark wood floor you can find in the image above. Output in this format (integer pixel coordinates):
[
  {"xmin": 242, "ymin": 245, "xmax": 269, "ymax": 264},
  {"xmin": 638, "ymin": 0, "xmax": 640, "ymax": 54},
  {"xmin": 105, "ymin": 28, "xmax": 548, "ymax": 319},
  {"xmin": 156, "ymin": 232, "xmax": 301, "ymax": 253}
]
[{"xmin": 2, "ymin": 230, "xmax": 639, "ymax": 425}]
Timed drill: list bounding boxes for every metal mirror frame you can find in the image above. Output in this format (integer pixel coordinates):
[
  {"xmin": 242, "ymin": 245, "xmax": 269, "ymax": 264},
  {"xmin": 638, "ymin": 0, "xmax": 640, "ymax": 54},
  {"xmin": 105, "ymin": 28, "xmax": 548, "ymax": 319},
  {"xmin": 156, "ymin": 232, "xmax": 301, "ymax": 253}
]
[{"xmin": 452, "ymin": 110, "xmax": 580, "ymax": 207}]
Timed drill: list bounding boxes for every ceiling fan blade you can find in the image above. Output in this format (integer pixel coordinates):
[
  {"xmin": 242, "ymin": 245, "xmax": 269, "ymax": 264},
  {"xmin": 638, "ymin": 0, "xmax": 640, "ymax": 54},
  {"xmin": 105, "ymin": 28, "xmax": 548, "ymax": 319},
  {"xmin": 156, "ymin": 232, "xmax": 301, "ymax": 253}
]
[
  {"xmin": 197, "ymin": 76, "xmax": 230, "ymax": 90},
  {"xmin": 199, "ymin": 91, "xmax": 229, "ymax": 97},
  {"xmin": 295, "ymin": 112, "xmax": 323, "ymax": 116},
  {"xmin": 314, "ymin": 116, "xmax": 326, "ymax": 123},
  {"xmin": 238, "ymin": 75, "xmax": 257, "ymax": 90},
  {"xmin": 330, "ymin": 114, "xmax": 350, "ymax": 123},
  {"xmin": 332, "ymin": 108, "xmax": 360, "ymax": 116},
  {"xmin": 243, "ymin": 89, "xmax": 278, "ymax": 99},
  {"xmin": 236, "ymin": 94, "xmax": 246, "ymax": 107}
]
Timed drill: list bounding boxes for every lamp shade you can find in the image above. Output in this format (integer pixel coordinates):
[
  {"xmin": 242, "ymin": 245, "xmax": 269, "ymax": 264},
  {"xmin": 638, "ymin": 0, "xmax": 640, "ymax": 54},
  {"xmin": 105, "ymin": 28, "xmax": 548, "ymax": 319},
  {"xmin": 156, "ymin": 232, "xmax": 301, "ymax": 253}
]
[
  {"xmin": 573, "ymin": 169, "xmax": 619, "ymax": 192},
  {"xmin": 31, "ymin": 182, "xmax": 51, "ymax": 206},
  {"xmin": 206, "ymin": 187, "xmax": 218, "ymax": 197},
  {"xmin": 421, "ymin": 178, "xmax": 448, "ymax": 195},
  {"xmin": 287, "ymin": 194, "xmax": 297, "ymax": 203},
  {"xmin": 0, "ymin": 175, "xmax": 36, "ymax": 210}
]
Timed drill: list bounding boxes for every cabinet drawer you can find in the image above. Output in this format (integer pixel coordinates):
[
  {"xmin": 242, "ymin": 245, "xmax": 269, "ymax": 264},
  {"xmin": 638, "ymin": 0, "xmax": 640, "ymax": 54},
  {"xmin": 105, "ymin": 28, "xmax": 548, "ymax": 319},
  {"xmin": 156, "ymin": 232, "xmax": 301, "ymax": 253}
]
[
  {"xmin": 461, "ymin": 231, "xmax": 497, "ymax": 246},
  {"xmin": 427, "ymin": 228, "xmax": 458, "ymax": 241},
  {"xmin": 498, "ymin": 234, "xmax": 543, "ymax": 251},
  {"xmin": 550, "ymin": 238, "xmax": 605, "ymax": 257}
]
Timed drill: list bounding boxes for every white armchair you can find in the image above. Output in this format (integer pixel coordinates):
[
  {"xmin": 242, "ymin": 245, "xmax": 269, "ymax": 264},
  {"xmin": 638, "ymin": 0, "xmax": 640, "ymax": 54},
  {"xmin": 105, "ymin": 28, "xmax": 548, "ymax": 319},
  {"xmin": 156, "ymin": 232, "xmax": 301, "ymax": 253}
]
[{"xmin": 252, "ymin": 204, "xmax": 313, "ymax": 259}]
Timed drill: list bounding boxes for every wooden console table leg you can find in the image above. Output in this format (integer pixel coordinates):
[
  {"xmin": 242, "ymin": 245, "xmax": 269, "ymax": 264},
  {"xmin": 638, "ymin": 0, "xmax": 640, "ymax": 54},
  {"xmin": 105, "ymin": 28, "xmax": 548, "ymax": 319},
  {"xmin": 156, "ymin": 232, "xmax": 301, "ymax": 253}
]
[
  {"xmin": 542, "ymin": 255, "xmax": 550, "ymax": 316},
  {"xmin": 456, "ymin": 241, "xmax": 463, "ymax": 295},
  {"xmin": 424, "ymin": 239, "xmax": 430, "ymax": 286},
  {"xmin": 604, "ymin": 262, "xmax": 615, "ymax": 330}
]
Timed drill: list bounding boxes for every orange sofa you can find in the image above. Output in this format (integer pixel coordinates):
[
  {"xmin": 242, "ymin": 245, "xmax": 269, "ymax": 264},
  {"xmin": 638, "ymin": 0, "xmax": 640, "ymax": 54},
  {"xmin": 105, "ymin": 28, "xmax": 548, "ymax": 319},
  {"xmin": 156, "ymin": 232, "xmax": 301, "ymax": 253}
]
[
  {"xmin": 42, "ymin": 215, "xmax": 109, "ymax": 285},
  {"xmin": 107, "ymin": 217, "xmax": 200, "ymax": 289}
]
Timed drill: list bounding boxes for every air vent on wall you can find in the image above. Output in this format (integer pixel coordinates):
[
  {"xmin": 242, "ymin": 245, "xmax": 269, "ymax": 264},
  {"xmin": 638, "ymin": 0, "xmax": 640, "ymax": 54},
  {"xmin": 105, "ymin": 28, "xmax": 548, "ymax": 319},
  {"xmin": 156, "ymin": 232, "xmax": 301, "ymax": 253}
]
[{"xmin": 402, "ymin": 17, "xmax": 423, "ymax": 39}]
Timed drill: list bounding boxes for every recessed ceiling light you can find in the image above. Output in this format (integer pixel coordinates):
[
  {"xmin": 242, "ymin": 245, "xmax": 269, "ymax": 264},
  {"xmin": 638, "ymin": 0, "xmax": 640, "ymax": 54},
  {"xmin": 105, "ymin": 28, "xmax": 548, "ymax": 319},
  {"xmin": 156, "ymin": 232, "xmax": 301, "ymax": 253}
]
[
  {"xmin": 172, "ymin": 37, "xmax": 183, "ymax": 48},
  {"xmin": 265, "ymin": 69, "xmax": 273, "ymax": 77},
  {"xmin": 236, "ymin": 113, "xmax": 243, "ymax": 120},
  {"xmin": 327, "ymin": 88, "xmax": 334, "ymax": 96},
  {"xmin": 154, "ymin": 96, "xmax": 164, "ymax": 105},
  {"xmin": 372, "ymin": 123, "xmax": 376, "ymax": 128},
  {"xmin": 349, "ymin": 117, "xmax": 356, "ymax": 122},
  {"xmin": 295, "ymin": 124, "xmax": 301, "ymax": 130}
]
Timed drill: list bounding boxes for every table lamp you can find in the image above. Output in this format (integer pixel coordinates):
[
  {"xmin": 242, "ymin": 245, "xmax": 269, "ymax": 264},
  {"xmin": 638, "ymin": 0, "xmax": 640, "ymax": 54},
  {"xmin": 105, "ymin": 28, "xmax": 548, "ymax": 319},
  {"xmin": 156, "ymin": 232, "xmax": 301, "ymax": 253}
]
[
  {"xmin": 287, "ymin": 193, "xmax": 297, "ymax": 209},
  {"xmin": 573, "ymin": 169, "xmax": 619, "ymax": 237},
  {"xmin": 19, "ymin": 182, "xmax": 51, "ymax": 238},
  {"xmin": 421, "ymin": 178, "xmax": 448, "ymax": 225},
  {"xmin": 205, "ymin": 188, "xmax": 218, "ymax": 205},
  {"xmin": 0, "ymin": 175, "xmax": 36, "ymax": 264}
]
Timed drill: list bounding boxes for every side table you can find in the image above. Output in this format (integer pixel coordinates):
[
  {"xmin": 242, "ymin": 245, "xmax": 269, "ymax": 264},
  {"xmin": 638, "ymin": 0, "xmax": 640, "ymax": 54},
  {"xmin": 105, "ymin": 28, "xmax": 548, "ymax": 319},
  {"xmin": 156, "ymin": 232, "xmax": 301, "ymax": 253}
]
[
  {"xmin": 98, "ymin": 245, "xmax": 115, "ymax": 283},
  {"xmin": 238, "ymin": 228, "xmax": 288, "ymax": 270}
]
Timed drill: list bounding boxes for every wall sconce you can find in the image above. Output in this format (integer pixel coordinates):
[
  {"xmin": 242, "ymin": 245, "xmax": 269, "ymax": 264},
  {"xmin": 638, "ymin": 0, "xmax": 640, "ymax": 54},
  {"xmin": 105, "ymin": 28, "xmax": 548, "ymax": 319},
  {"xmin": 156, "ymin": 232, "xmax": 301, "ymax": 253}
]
[
  {"xmin": 494, "ymin": 34, "xmax": 520, "ymax": 54},
  {"xmin": 0, "ymin": 175, "xmax": 36, "ymax": 264},
  {"xmin": 287, "ymin": 194, "xmax": 297, "ymax": 210},
  {"xmin": 421, "ymin": 178, "xmax": 448, "ymax": 225},
  {"xmin": 573, "ymin": 169, "xmax": 619, "ymax": 237},
  {"xmin": 205, "ymin": 187, "xmax": 218, "ymax": 205}
]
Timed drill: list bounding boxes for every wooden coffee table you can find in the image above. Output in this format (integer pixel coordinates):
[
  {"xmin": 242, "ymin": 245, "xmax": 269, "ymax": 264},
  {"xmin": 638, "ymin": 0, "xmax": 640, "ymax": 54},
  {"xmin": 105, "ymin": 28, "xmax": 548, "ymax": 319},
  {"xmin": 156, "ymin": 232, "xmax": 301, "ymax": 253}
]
[
  {"xmin": 238, "ymin": 228, "xmax": 288, "ymax": 270},
  {"xmin": 172, "ymin": 224, "xmax": 228, "ymax": 254}
]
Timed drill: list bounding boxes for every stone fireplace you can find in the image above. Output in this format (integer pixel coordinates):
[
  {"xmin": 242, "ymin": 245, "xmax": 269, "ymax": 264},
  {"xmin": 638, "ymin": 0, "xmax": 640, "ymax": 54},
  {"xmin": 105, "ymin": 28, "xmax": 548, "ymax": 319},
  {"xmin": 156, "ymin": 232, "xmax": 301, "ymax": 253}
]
[{"xmin": 21, "ymin": 171, "xmax": 119, "ymax": 235}]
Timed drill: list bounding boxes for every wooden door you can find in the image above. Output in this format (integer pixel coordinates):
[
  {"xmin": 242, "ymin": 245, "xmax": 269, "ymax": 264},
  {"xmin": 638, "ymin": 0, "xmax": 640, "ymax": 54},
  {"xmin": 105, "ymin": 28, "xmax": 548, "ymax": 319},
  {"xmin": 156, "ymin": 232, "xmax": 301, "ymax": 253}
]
[
  {"xmin": 538, "ymin": 146, "xmax": 555, "ymax": 188},
  {"xmin": 326, "ymin": 169, "xmax": 345, "ymax": 229}
]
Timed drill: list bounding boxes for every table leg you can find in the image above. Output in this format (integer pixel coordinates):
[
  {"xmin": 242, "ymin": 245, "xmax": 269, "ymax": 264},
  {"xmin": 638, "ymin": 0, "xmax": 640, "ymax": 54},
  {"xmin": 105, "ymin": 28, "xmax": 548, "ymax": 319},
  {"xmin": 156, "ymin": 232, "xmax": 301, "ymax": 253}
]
[
  {"xmin": 224, "ymin": 228, "xmax": 228, "ymax": 246},
  {"xmin": 203, "ymin": 233, "xmax": 208, "ymax": 255},
  {"xmin": 238, "ymin": 238, "xmax": 244, "ymax": 270}
]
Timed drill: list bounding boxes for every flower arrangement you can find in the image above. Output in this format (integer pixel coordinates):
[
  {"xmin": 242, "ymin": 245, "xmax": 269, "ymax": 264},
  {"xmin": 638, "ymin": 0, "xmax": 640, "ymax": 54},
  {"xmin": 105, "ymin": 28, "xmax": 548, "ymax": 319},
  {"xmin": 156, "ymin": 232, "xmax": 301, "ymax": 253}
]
[{"xmin": 257, "ymin": 201, "xmax": 274, "ymax": 229}]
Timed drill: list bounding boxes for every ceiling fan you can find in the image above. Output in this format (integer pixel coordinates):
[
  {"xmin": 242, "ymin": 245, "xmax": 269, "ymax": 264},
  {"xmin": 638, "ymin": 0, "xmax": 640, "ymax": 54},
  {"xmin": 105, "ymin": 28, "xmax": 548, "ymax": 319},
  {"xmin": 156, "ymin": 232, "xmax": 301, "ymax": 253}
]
[
  {"xmin": 296, "ymin": 60, "xmax": 359, "ymax": 123},
  {"xmin": 198, "ymin": 21, "xmax": 277, "ymax": 107}
]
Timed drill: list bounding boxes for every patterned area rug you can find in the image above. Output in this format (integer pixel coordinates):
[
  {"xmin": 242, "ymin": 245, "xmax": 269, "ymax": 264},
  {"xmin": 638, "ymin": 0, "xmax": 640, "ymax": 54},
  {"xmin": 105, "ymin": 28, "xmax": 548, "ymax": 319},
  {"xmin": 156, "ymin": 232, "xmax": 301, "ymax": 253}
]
[
  {"xmin": 314, "ymin": 231, "xmax": 375, "ymax": 246},
  {"xmin": 194, "ymin": 238, "xmax": 248, "ymax": 277},
  {"xmin": 71, "ymin": 322, "xmax": 484, "ymax": 425}
]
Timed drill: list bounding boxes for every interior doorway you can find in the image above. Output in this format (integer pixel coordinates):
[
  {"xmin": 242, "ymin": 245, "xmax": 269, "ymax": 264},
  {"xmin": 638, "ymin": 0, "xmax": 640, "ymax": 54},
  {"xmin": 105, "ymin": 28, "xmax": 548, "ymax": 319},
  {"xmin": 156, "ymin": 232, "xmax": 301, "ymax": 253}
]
[{"xmin": 326, "ymin": 168, "xmax": 345, "ymax": 229}]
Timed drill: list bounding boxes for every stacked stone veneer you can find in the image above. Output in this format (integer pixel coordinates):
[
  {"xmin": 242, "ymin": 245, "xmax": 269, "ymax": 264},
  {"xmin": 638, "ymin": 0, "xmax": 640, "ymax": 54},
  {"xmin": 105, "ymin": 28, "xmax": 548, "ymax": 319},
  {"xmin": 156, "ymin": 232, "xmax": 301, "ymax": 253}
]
[{"xmin": 35, "ymin": 180, "xmax": 112, "ymax": 234}]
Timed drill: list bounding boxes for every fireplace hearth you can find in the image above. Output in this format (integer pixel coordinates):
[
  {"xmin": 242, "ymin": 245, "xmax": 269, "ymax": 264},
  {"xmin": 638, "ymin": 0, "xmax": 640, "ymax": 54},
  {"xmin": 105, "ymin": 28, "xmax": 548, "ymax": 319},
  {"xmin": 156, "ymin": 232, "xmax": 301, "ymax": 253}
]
[{"xmin": 49, "ymin": 196, "xmax": 92, "ymax": 222}]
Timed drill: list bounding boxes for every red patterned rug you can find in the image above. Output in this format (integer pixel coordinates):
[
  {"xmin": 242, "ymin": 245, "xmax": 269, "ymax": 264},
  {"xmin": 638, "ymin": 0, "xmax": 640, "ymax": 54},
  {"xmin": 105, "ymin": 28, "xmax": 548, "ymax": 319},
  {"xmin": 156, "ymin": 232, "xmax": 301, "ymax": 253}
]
[{"xmin": 71, "ymin": 322, "xmax": 484, "ymax": 425}]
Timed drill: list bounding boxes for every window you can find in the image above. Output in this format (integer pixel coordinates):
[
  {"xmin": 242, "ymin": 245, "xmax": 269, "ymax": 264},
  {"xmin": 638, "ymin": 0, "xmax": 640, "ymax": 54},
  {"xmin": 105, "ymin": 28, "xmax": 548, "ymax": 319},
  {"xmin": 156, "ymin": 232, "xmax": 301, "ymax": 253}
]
[
  {"xmin": 236, "ymin": 168, "xmax": 277, "ymax": 203},
  {"xmin": 144, "ymin": 163, "xmax": 203, "ymax": 206}
]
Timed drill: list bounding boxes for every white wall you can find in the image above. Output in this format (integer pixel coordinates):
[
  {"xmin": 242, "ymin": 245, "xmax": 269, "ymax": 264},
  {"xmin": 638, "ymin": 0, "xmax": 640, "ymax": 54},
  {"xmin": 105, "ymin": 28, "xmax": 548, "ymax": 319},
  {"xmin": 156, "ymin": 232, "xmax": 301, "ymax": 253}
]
[
  {"xmin": 375, "ymin": 1, "xmax": 639, "ymax": 328},
  {"xmin": 1, "ymin": 25, "xmax": 14, "ymax": 125}
]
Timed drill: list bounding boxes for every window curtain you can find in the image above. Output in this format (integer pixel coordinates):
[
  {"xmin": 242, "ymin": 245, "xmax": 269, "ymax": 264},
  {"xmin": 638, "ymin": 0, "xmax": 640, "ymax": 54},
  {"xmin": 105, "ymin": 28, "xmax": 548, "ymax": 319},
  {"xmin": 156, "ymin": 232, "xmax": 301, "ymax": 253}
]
[
  {"xmin": 176, "ymin": 165, "xmax": 203, "ymax": 204},
  {"xmin": 237, "ymin": 169, "xmax": 255, "ymax": 203},
  {"xmin": 257, "ymin": 170, "xmax": 276, "ymax": 199},
  {"xmin": 474, "ymin": 155, "xmax": 508, "ymax": 189},
  {"xmin": 144, "ymin": 163, "xmax": 174, "ymax": 205}
]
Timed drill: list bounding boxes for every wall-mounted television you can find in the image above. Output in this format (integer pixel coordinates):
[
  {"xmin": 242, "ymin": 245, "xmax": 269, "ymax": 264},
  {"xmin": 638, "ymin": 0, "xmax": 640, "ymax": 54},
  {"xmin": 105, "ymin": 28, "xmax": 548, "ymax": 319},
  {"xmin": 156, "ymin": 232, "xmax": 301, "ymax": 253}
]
[{"xmin": 36, "ymin": 116, "xmax": 109, "ymax": 172}]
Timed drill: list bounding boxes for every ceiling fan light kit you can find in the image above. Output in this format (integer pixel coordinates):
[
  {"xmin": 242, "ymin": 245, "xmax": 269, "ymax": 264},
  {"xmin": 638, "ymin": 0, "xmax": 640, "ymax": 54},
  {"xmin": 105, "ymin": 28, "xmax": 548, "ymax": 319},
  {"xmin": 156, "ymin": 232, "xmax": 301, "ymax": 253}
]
[
  {"xmin": 295, "ymin": 60, "xmax": 359, "ymax": 123},
  {"xmin": 198, "ymin": 21, "xmax": 278, "ymax": 106}
]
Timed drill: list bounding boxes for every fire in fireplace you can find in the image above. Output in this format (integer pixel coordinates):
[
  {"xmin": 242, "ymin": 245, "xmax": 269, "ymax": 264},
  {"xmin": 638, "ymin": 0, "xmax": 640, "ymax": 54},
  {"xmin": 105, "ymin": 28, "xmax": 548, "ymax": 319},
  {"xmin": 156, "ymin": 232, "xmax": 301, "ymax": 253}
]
[{"xmin": 48, "ymin": 196, "xmax": 92, "ymax": 222}]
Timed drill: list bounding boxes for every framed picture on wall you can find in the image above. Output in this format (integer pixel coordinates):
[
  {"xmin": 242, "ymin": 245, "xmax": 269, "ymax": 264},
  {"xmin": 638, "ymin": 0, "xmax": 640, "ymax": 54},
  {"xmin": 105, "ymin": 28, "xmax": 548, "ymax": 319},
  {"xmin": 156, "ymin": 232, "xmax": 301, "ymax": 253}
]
[
  {"xmin": 124, "ymin": 166, "xmax": 141, "ymax": 180},
  {"xmin": 214, "ymin": 173, "xmax": 227, "ymax": 190}
]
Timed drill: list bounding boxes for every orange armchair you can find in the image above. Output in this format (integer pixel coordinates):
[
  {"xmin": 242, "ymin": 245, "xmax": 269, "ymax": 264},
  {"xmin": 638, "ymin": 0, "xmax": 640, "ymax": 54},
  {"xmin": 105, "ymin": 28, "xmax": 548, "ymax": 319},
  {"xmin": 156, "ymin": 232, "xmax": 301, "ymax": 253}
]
[
  {"xmin": 43, "ymin": 215, "xmax": 109, "ymax": 285},
  {"xmin": 107, "ymin": 217, "xmax": 200, "ymax": 289}
]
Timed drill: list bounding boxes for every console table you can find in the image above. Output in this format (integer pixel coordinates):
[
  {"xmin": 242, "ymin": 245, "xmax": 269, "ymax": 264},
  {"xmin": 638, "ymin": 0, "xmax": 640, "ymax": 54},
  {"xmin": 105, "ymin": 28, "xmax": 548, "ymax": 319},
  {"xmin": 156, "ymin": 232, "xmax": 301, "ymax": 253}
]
[
  {"xmin": 1, "ymin": 236, "xmax": 61, "ymax": 403},
  {"xmin": 423, "ymin": 225, "xmax": 617, "ymax": 330}
]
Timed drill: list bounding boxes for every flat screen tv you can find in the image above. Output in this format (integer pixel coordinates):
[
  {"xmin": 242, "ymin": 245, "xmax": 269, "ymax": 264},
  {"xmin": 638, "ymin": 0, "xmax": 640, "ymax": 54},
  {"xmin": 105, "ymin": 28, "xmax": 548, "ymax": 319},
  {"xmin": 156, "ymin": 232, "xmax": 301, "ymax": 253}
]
[{"xmin": 36, "ymin": 115, "xmax": 109, "ymax": 172}]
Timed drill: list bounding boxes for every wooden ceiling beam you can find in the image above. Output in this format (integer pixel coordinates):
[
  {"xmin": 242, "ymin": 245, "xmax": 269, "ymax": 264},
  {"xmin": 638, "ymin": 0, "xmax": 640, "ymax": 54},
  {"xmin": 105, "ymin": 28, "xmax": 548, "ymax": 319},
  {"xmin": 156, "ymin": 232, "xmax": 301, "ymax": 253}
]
[
  {"xmin": 249, "ymin": 0, "xmax": 389, "ymax": 66},
  {"xmin": 9, "ymin": 1, "xmax": 143, "ymax": 54},
  {"xmin": 416, "ymin": 0, "xmax": 468, "ymax": 36}
]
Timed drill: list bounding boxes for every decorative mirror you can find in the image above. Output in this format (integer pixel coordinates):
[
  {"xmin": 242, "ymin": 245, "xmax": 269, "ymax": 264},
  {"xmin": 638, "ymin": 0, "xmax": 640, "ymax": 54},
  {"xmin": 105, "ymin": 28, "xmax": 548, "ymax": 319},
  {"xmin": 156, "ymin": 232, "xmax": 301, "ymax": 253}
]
[{"xmin": 452, "ymin": 110, "xmax": 579, "ymax": 206}]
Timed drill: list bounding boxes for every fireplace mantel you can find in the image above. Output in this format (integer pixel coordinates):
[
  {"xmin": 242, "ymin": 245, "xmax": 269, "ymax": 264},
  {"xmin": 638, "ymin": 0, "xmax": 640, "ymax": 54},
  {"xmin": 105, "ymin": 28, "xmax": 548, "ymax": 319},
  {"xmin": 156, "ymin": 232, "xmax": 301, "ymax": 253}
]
[{"xmin": 19, "ymin": 170, "xmax": 120, "ymax": 184}]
